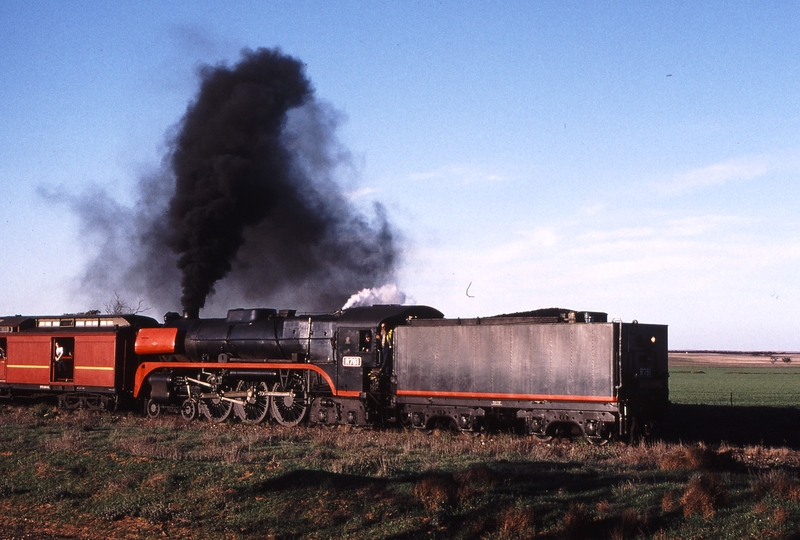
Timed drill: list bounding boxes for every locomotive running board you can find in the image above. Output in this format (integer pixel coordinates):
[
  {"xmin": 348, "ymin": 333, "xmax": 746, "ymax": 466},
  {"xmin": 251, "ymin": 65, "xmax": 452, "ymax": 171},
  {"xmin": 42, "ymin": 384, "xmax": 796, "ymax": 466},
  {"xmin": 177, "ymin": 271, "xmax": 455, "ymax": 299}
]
[{"xmin": 134, "ymin": 361, "xmax": 358, "ymax": 398}]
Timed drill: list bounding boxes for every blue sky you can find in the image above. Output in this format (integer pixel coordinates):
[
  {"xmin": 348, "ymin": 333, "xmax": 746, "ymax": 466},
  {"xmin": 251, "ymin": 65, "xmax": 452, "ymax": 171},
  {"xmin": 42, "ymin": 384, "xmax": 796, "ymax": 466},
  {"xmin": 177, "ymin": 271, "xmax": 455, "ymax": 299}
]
[{"xmin": 1, "ymin": 2, "xmax": 798, "ymax": 349}]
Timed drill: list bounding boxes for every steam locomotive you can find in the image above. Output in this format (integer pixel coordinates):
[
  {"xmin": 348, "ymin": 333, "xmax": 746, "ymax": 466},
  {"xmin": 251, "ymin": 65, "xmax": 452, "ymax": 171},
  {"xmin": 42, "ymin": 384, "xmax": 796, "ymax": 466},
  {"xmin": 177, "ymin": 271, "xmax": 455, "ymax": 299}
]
[{"xmin": 0, "ymin": 305, "xmax": 668, "ymax": 443}]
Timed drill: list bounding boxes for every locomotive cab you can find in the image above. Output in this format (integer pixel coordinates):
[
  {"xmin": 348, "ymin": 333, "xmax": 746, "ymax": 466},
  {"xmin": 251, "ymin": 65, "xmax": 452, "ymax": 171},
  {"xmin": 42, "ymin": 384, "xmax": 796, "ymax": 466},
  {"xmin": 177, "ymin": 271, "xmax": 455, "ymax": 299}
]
[
  {"xmin": 333, "ymin": 305, "xmax": 444, "ymax": 397},
  {"xmin": 335, "ymin": 327, "xmax": 375, "ymax": 393}
]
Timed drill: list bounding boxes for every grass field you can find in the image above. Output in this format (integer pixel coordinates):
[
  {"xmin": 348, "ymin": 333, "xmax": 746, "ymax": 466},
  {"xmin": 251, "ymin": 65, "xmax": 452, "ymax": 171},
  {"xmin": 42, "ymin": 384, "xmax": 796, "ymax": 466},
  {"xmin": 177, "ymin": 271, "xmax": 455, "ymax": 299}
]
[
  {"xmin": 1, "ymin": 353, "xmax": 800, "ymax": 539},
  {"xmin": 1, "ymin": 404, "xmax": 800, "ymax": 539},
  {"xmin": 670, "ymin": 367, "xmax": 800, "ymax": 407}
]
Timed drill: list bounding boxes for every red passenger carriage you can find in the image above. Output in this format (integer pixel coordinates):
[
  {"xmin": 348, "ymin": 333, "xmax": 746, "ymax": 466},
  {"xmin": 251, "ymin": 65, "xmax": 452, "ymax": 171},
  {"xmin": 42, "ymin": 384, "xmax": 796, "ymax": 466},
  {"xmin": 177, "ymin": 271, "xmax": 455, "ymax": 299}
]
[{"xmin": 0, "ymin": 313, "xmax": 158, "ymax": 409}]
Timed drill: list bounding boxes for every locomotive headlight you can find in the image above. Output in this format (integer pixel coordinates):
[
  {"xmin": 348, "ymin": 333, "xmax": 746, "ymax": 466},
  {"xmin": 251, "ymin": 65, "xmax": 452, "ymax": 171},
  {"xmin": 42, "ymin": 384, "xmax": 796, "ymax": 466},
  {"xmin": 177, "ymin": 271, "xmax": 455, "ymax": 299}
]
[{"xmin": 650, "ymin": 336, "xmax": 656, "ymax": 344}]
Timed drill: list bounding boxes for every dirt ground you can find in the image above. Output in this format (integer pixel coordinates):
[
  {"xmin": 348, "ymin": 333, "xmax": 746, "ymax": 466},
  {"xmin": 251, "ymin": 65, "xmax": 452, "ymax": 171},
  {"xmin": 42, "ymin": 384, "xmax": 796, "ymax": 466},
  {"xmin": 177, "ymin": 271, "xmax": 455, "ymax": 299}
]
[{"xmin": 669, "ymin": 351, "xmax": 799, "ymax": 368}]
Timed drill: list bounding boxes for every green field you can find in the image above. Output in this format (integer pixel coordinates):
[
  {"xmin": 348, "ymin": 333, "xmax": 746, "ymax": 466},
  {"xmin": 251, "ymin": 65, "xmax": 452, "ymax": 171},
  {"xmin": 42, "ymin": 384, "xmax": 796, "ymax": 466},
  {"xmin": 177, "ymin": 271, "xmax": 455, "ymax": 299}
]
[{"xmin": 669, "ymin": 367, "xmax": 800, "ymax": 407}]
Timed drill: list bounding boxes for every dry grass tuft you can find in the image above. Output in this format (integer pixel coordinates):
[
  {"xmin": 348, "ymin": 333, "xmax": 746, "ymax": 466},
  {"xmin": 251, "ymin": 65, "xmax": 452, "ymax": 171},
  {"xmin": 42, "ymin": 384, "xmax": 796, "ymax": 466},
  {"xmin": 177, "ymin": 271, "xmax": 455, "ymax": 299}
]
[
  {"xmin": 454, "ymin": 463, "xmax": 500, "ymax": 486},
  {"xmin": 104, "ymin": 472, "xmax": 144, "ymax": 495},
  {"xmin": 595, "ymin": 499, "xmax": 612, "ymax": 515},
  {"xmin": 681, "ymin": 474, "xmax": 726, "ymax": 518},
  {"xmin": 412, "ymin": 473, "xmax": 457, "ymax": 512},
  {"xmin": 42, "ymin": 429, "xmax": 87, "ymax": 453},
  {"xmin": 497, "ymin": 504, "xmax": 535, "ymax": 538},
  {"xmin": 143, "ymin": 472, "xmax": 168, "ymax": 488},
  {"xmin": 454, "ymin": 464, "xmax": 500, "ymax": 501},
  {"xmin": 753, "ymin": 501, "xmax": 770, "ymax": 515},
  {"xmin": 772, "ymin": 505, "xmax": 789, "ymax": 525},
  {"xmin": 658, "ymin": 445, "xmax": 711, "ymax": 470},
  {"xmin": 612, "ymin": 440, "xmax": 669, "ymax": 468},
  {"xmin": 751, "ymin": 469, "xmax": 800, "ymax": 502},
  {"xmin": 661, "ymin": 490, "xmax": 678, "ymax": 513},
  {"xmin": 561, "ymin": 503, "xmax": 593, "ymax": 540},
  {"xmin": 610, "ymin": 507, "xmax": 645, "ymax": 540},
  {"xmin": 112, "ymin": 433, "xmax": 182, "ymax": 460}
]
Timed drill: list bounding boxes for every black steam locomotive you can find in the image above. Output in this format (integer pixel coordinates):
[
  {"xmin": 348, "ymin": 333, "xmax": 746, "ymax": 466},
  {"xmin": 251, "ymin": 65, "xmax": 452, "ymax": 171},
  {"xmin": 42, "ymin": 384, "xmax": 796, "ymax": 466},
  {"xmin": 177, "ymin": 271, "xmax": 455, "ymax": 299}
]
[{"xmin": 129, "ymin": 305, "xmax": 668, "ymax": 443}]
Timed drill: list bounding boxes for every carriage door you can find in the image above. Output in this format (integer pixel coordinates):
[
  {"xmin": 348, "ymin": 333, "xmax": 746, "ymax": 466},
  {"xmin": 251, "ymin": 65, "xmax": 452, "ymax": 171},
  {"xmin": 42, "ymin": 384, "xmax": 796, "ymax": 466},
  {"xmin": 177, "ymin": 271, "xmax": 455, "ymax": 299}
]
[
  {"xmin": 52, "ymin": 337, "xmax": 75, "ymax": 382},
  {"xmin": 336, "ymin": 327, "xmax": 374, "ymax": 393},
  {"xmin": 0, "ymin": 337, "xmax": 6, "ymax": 381}
]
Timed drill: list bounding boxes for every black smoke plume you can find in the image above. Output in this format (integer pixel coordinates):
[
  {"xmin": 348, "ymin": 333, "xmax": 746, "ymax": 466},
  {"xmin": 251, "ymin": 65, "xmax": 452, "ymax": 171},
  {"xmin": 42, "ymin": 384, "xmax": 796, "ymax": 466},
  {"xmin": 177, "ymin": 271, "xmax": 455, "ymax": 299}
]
[
  {"xmin": 56, "ymin": 48, "xmax": 398, "ymax": 316},
  {"xmin": 169, "ymin": 47, "xmax": 398, "ymax": 315},
  {"xmin": 169, "ymin": 49, "xmax": 312, "ymax": 314}
]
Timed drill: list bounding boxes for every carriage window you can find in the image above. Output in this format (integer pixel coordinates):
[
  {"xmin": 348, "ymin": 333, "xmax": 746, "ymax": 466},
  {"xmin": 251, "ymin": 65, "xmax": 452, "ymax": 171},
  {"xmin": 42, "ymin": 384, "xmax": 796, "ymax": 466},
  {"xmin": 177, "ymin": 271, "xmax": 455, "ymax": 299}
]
[
  {"xmin": 0, "ymin": 337, "xmax": 6, "ymax": 359},
  {"xmin": 359, "ymin": 330, "xmax": 373, "ymax": 352}
]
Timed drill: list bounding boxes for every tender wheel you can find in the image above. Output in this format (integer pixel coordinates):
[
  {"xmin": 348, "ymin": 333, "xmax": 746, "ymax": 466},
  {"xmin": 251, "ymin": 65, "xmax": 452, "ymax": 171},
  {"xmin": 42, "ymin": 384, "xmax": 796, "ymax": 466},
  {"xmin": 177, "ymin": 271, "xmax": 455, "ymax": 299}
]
[
  {"xmin": 270, "ymin": 374, "xmax": 308, "ymax": 427},
  {"xmin": 181, "ymin": 399, "xmax": 198, "ymax": 421},
  {"xmin": 200, "ymin": 395, "xmax": 233, "ymax": 423},
  {"xmin": 234, "ymin": 380, "xmax": 270, "ymax": 424},
  {"xmin": 532, "ymin": 434, "xmax": 553, "ymax": 443},
  {"xmin": 585, "ymin": 421, "xmax": 611, "ymax": 446},
  {"xmin": 145, "ymin": 398, "xmax": 161, "ymax": 418},
  {"xmin": 587, "ymin": 435, "xmax": 611, "ymax": 446}
]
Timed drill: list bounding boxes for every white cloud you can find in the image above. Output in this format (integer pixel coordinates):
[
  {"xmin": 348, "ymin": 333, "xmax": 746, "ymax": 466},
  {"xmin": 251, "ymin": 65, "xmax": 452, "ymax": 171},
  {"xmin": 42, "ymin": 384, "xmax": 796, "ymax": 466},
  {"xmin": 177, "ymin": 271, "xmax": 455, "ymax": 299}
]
[
  {"xmin": 581, "ymin": 203, "xmax": 606, "ymax": 216},
  {"xmin": 407, "ymin": 164, "xmax": 508, "ymax": 184},
  {"xmin": 657, "ymin": 155, "xmax": 773, "ymax": 196},
  {"xmin": 399, "ymin": 208, "xmax": 800, "ymax": 348},
  {"xmin": 656, "ymin": 151, "xmax": 800, "ymax": 197},
  {"xmin": 522, "ymin": 227, "xmax": 559, "ymax": 247},
  {"xmin": 662, "ymin": 215, "xmax": 749, "ymax": 237}
]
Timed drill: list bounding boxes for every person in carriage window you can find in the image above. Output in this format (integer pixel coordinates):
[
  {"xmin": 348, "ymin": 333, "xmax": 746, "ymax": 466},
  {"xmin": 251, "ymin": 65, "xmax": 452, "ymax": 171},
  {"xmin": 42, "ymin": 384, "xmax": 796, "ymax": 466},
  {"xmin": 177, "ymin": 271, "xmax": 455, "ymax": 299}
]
[{"xmin": 54, "ymin": 341, "xmax": 66, "ymax": 379}]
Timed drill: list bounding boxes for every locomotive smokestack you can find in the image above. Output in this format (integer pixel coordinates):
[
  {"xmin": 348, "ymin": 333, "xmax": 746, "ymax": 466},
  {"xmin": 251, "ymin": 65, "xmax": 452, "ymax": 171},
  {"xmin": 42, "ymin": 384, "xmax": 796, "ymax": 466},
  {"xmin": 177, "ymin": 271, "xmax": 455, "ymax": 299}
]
[{"xmin": 183, "ymin": 308, "xmax": 199, "ymax": 320}]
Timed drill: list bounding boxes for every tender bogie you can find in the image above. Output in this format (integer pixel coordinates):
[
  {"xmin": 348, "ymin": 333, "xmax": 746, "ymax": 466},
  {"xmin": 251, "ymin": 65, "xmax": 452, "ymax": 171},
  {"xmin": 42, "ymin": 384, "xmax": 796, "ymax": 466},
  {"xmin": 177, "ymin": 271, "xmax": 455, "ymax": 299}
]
[
  {"xmin": 401, "ymin": 404, "xmax": 486, "ymax": 432},
  {"xmin": 310, "ymin": 397, "xmax": 367, "ymax": 426}
]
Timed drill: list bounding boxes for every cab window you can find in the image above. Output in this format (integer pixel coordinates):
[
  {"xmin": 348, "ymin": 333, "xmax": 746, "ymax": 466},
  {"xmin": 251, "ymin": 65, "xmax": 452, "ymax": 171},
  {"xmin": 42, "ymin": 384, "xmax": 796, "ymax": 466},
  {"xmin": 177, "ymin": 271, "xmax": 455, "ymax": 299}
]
[{"xmin": 359, "ymin": 330, "xmax": 372, "ymax": 352}]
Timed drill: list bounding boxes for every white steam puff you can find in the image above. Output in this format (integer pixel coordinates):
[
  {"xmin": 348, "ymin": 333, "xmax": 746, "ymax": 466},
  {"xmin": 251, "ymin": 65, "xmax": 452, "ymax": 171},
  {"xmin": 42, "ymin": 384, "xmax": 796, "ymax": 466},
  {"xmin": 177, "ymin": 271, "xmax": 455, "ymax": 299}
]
[{"xmin": 342, "ymin": 284, "xmax": 407, "ymax": 310}]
